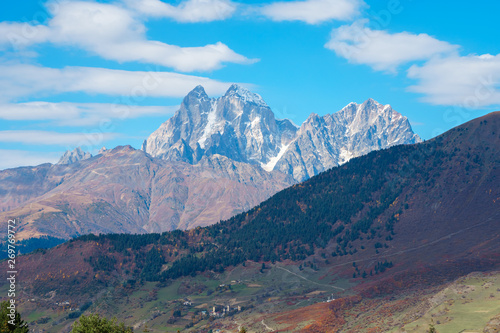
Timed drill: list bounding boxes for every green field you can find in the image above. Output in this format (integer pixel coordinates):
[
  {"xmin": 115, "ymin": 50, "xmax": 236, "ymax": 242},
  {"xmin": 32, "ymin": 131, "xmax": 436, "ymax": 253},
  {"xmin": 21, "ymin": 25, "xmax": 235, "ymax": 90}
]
[{"xmin": 393, "ymin": 273, "xmax": 500, "ymax": 333}]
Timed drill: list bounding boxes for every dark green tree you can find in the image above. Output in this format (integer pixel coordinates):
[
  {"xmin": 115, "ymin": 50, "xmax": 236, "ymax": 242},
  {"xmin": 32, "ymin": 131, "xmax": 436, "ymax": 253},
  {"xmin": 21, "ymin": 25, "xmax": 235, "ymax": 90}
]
[
  {"xmin": 0, "ymin": 301, "xmax": 29, "ymax": 333},
  {"xmin": 427, "ymin": 323, "xmax": 437, "ymax": 333},
  {"xmin": 70, "ymin": 313, "xmax": 132, "ymax": 333}
]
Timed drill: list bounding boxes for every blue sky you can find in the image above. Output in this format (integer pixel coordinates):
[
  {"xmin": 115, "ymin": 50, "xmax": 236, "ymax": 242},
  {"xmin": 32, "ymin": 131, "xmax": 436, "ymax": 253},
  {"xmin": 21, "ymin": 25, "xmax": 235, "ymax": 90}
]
[{"xmin": 1, "ymin": 0, "xmax": 499, "ymax": 169}]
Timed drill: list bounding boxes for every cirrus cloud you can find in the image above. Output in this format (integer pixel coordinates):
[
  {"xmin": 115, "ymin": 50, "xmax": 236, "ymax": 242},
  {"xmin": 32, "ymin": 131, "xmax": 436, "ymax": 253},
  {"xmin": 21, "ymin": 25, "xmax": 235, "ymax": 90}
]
[
  {"xmin": 0, "ymin": 63, "xmax": 241, "ymax": 102},
  {"xmin": 0, "ymin": 130, "xmax": 119, "ymax": 146},
  {"xmin": 0, "ymin": 102, "xmax": 179, "ymax": 127},
  {"xmin": 0, "ymin": 22, "xmax": 51, "ymax": 49}
]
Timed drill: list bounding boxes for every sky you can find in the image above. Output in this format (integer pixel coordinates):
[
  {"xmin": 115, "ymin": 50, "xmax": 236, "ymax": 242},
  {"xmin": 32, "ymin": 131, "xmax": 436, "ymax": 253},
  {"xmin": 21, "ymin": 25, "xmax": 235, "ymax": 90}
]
[{"xmin": 0, "ymin": 0, "xmax": 499, "ymax": 170}]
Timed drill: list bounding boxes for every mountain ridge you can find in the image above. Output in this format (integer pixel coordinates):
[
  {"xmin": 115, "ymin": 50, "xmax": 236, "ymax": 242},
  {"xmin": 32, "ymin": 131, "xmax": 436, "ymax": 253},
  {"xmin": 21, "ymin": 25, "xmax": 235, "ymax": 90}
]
[
  {"xmin": 0, "ymin": 145, "xmax": 295, "ymax": 240},
  {"xmin": 143, "ymin": 84, "xmax": 421, "ymax": 181}
]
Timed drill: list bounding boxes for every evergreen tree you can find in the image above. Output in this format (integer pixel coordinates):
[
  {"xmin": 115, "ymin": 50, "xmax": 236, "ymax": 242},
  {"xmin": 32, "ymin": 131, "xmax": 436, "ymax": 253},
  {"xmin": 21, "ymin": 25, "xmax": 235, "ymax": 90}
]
[
  {"xmin": 0, "ymin": 301, "xmax": 29, "ymax": 333},
  {"xmin": 70, "ymin": 314, "xmax": 132, "ymax": 333},
  {"xmin": 427, "ymin": 323, "xmax": 437, "ymax": 333}
]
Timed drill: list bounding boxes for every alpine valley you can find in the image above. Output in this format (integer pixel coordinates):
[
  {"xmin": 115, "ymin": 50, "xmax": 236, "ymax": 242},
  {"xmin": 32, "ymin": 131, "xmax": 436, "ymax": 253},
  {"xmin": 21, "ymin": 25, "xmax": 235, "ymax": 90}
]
[
  {"xmin": 1, "ymin": 110, "xmax": 499, "ymax": 332},
  {"xmin": 0, "ymin": 85, "xmax": 420, "ymax": 243}
]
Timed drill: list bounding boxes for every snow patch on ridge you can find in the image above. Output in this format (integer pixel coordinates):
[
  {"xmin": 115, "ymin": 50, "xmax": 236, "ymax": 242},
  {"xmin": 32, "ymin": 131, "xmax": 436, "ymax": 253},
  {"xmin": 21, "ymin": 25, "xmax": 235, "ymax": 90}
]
[
  {"xmin": 261, "ymin": 142, "xmax": 292, "ymax": 172},
  {"xmin": 339, "ymin": 148, "xmax": 354, "ymax": 164},
  {"xmin": 225, "ymin": 84, "xmax": 267, "ymax": 107},
  {"xmin": 250, "ymin": 117, "xmax": 264, "ymax": 145},
  {"xmin": 198, "ymin": 100, "xmax": 218, "ymax": 149}
]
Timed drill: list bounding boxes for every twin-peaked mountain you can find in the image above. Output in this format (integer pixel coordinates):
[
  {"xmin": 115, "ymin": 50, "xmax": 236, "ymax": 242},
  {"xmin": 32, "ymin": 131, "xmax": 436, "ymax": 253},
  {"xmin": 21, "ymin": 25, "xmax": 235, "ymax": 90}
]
[
  {"xmin": 142, "ymin": 85, "xmax": 298, "ymax": 170},
  {"xmin": 143, "ymin": 84, "xmax": 420, "ymax": 181},
  {"xmin": 0, "ymin": 85, "xmax": 420, "ymax": 241}
]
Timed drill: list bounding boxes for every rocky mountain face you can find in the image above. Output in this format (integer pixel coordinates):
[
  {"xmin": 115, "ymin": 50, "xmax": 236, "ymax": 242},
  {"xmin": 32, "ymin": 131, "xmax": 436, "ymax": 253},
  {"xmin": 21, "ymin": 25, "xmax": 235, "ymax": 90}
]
[
  {"xmin": 275, "ymin": 98, "xmax": 422, "ymax": 180},
  {"xmin": 57, "ymin": 147, "xmax": 92, "ymax": 165},
  {"xmin": 143, "ymin": 85, "xmax": 421, "ymax": 181},
  {"xmin": 0, "ymin": 146, "xmax": 294, "ymax": 240},
  {"xmin": 142, "ymin": 84, "xmax": 298, "ymax": 167}
]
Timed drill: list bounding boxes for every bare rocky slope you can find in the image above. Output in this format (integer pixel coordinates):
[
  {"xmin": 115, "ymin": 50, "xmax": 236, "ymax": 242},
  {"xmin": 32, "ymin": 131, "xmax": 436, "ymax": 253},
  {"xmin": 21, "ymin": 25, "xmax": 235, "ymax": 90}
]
[{"xmin": 0, "ymin": 146, "xmax": 294, "ymax": 240}]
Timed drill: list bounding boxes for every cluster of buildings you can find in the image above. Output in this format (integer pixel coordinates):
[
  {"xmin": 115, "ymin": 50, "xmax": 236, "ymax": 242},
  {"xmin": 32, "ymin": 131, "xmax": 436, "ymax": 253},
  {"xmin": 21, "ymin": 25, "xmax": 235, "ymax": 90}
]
[
  {"xmin": 180, "ymin": 297, "xmax": 243, "ymax": 318},
  {"xmin": 210, "ymin": 304, "xmax": 242, "ymax": 317}
]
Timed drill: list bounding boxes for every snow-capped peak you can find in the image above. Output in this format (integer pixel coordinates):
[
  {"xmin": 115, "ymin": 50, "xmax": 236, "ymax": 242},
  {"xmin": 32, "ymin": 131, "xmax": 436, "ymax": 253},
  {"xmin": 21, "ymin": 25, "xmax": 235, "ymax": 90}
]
[
  {"xmin": 144, "ymin": 87, "xmax": 421, "ymax": 182},
  {"xmin": 359, "ymin": 98, "xmax": 382, "ymax": 110},
  {"xmin": 342, "ymin": 99, "xmax": 393, "ymax": 116},
  {"xmin": 184, "ymin": 85, "xmax": 209, "ymax": 103},
  {"xmin": 224, "ymin": 84, "xmax": 267, "ymax": 107}
]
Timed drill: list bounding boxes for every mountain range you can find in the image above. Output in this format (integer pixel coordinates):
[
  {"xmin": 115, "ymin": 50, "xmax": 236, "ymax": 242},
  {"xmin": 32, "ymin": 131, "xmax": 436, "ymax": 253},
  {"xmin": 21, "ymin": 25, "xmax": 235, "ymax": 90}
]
[
  {"xmin": 7, "ymin": 111, "xmax": 499, "ymax": 333},
  {"xmin": 0, "ymin": 85, "xmax": 420, "ymax": 241},
  {"xmin": 143, "ymin": 84, "xmax": 421, "ymax": 181}
]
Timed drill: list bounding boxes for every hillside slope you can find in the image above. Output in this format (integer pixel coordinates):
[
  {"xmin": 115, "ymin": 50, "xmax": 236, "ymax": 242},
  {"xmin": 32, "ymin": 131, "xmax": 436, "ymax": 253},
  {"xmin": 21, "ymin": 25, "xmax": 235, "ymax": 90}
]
[
  {"xmin": 0, "ymin": 146, "xmax": 294, "ymax": 240},
  {"xmin": 175, "ymin": 111, "xmax": 499, "ymax": 276}
]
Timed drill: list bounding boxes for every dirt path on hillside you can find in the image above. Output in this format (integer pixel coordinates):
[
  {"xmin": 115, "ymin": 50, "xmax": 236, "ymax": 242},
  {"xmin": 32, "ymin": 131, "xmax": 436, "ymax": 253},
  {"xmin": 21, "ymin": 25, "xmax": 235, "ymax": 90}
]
[
  {"xmin": 261, "ymin": 319, "xmax": 274, "ymax": 331},
  {"xmin": 275, "ymin": 266, "xmax": 345, "ymax": 291}
]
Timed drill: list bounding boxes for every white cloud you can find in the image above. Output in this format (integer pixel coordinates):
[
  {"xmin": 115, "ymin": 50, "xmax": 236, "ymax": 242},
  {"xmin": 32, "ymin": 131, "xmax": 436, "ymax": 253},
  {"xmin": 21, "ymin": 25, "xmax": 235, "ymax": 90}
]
[
  {"xmin": 0, "ymin": 102, "xmax": 178, "ymax": 126},
  {"xmin": 0, "ymin": 1, "xmax": 253, "ymax": 72},
  {"xmin": 261, "ymin": 0, "xmax": 364, "ymax": 24},
  {"xmin": 325, "ymin": 21, "xmax": 500, "ymax": 108},
  {"xmin": 407, "ymin": 54, "xmax": 500, "ymax": 107},
  {"xmin": 124, "ymin": 0, "xmax": 237, "ymax": 22},
  {"xmin": 326, "ymin": 20, "xmax": 459, "ymax": 72},
  {"xmin": 0, "ymin": 130, "xmax": 118, "ymax": 146},
  {"xmin": 0, "ymin": 149, "xmax": 61, "ymax": 170},
  {"xmin": 102, "ymin": 40, "xmax": 254, "ymax": 72},
  {"xmin": 0, "ymin": 102, "xmax": 79, "ymax": 121},
  {"xmin": 0, "ymin": 63, "xmax": 239, "ymax": 102},
  {"xmin": 0, "ymin": 22, "xmax": 51, "ymax": 49}
]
